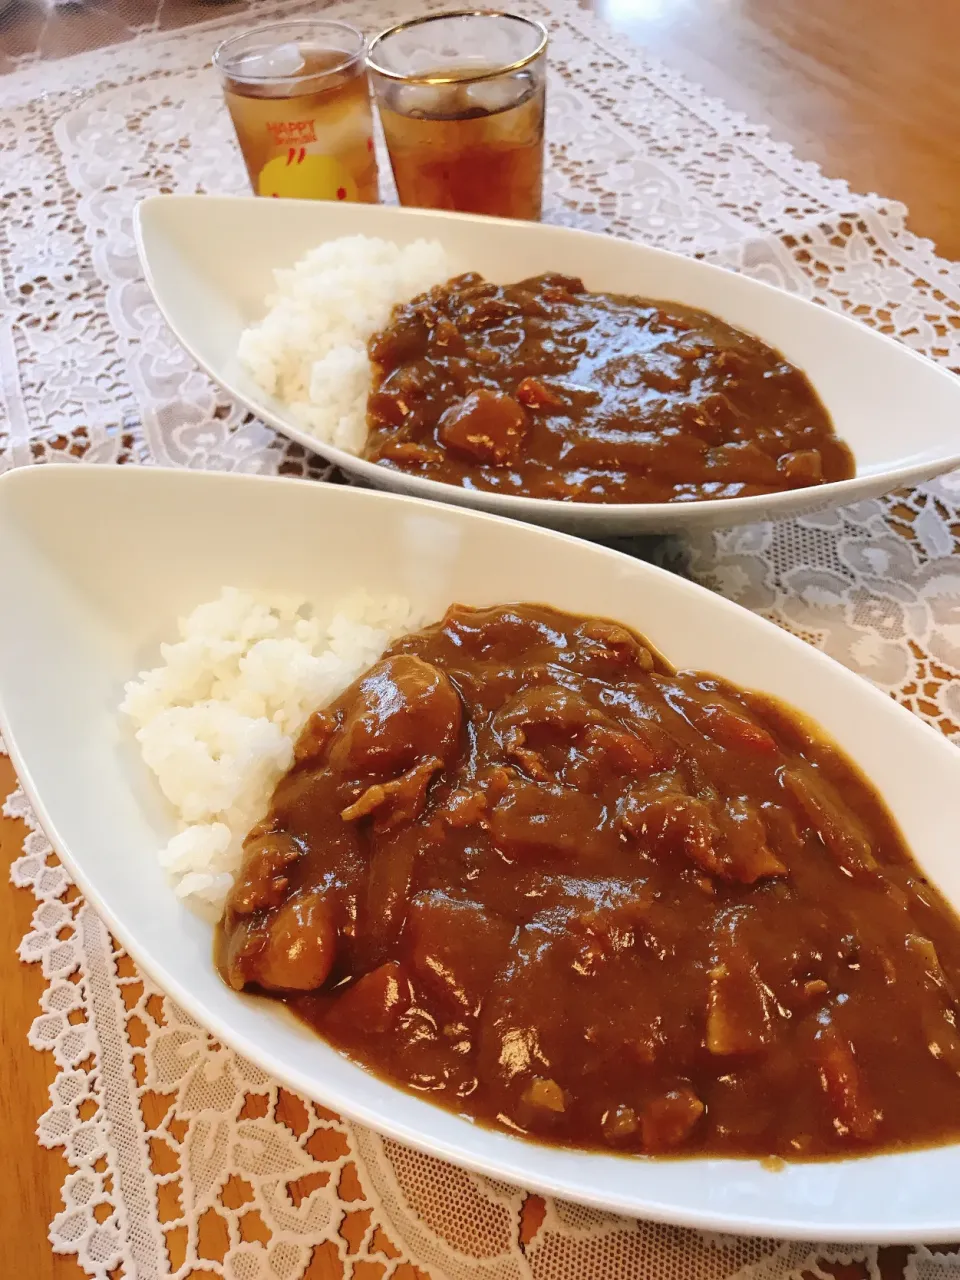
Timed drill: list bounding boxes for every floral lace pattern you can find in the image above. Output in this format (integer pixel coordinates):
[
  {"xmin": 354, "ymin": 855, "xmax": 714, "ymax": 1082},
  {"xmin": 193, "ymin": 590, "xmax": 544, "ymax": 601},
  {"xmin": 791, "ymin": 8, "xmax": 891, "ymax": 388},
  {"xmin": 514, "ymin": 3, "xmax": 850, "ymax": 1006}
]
[{"xmin": 2, "ymin": 0, "xmax": 960, "ymax": 1275}]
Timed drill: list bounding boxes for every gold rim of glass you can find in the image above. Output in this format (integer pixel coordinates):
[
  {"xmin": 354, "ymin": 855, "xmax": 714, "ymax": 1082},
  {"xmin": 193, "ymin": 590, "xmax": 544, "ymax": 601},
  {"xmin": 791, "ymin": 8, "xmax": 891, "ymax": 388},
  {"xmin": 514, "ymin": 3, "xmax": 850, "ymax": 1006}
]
[
  {"xmin": 213, "ymin": 19, "xmax": 366, "ymax": 87},
  {"xmin": 366, "ymin": 9, "xmax": 548, "ymax": 86}
]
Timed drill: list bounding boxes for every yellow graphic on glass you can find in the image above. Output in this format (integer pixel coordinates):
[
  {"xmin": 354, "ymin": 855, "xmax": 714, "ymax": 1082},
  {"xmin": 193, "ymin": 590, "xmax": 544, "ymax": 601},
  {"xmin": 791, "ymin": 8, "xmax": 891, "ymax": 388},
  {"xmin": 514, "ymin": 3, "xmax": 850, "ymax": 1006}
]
[{"xmin": 257, "ymin": 150, "xmax": 359, "ymax": 201}]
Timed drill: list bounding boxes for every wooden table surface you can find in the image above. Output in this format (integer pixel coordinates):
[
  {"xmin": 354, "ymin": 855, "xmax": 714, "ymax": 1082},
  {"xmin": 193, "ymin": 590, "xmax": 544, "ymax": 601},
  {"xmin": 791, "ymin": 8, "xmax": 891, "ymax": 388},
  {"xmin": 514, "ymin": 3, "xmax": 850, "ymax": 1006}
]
[{"xmin": 2, "ymin": 0, "xmax": 959, "ymax": 1274}]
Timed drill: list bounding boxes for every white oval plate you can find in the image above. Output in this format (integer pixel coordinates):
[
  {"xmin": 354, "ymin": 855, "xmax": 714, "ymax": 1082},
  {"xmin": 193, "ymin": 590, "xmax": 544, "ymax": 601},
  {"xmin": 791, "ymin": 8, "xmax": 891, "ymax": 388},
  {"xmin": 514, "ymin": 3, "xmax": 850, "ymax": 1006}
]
[
  {"xmin": 2, "ymin": 463, "xmax": 960, "ymax": 1241},
  {"xmin": 134, "ymin": 194, "xmax": 960, "ymax": 535}
]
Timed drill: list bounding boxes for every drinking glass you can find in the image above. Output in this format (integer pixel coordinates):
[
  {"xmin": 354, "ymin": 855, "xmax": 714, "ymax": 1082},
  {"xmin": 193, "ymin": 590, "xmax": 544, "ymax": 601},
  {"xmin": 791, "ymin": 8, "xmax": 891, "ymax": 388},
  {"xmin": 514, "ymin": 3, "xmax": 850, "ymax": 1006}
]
[
  {"xmin": 214, "ymin": 20, "xmax": 379, "ymax": 202},
  {"xmin": 367, "ymin": 11, "xmax": 548, "ymax": 220}
]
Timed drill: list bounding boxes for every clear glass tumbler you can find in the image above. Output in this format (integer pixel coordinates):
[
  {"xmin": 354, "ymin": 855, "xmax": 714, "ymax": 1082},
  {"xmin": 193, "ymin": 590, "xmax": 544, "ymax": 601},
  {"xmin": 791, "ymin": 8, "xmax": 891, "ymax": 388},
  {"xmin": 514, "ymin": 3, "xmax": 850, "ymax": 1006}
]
[
  {"xmin": 367, "ymin": 11, "xmax": 548, "ymax": 220},
  {"xmin": 214, "ymin": 20, "xmax": 379, "ymax": 203}
]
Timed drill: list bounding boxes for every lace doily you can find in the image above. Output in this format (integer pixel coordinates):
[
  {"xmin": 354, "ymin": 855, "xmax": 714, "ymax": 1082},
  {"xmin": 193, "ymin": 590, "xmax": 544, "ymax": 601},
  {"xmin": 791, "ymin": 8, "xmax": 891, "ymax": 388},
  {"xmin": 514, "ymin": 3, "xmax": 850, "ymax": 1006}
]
[{"xmin": 2, "ymin": 1, "xmax": 960, "ymax": 1275}]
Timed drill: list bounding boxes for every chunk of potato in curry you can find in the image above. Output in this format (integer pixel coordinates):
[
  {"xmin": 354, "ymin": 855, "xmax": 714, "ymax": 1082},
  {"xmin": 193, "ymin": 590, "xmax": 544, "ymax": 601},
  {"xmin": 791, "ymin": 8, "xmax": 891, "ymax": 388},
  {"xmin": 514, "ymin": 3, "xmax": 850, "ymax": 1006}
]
[{"xmin": 217, "ymin": 603, "xmax": 960, "ymax": 1159}]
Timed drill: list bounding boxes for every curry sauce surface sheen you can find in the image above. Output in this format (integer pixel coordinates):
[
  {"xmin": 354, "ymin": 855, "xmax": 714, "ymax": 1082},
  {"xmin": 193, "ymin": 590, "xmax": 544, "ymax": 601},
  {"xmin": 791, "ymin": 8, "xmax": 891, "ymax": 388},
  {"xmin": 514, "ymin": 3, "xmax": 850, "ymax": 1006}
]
[
  {"xmin": 363, "ymin": 273, "xmax": 855, "ymax": 504},
  {"xmin": 217, "ymin": 603, "xmax": 960, "ymax": 1159}
]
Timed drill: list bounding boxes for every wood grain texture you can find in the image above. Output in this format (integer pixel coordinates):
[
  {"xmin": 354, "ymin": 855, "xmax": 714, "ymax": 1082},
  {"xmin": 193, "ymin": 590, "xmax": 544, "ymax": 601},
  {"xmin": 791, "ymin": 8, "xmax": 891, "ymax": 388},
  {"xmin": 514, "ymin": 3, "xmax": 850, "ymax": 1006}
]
[
  {"xmin": 585, "ymin": 0, "xmax": 960, "ymax": 259},
  {"xmin": 2, "ymin": 0, "xmax": 959, "ymax": 1273},
  {"xmin": 0, "ymin": 753, "xmax": 86, "ymax": 1278}
]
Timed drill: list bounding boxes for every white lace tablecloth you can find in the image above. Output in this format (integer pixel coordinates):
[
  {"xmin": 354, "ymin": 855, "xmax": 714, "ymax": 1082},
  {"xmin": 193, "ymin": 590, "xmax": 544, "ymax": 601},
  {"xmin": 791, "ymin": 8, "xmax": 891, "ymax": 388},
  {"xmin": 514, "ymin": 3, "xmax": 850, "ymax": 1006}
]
[{"xmin": 3, "ymin": 1, "xmax": 960, "ymax": 1276}]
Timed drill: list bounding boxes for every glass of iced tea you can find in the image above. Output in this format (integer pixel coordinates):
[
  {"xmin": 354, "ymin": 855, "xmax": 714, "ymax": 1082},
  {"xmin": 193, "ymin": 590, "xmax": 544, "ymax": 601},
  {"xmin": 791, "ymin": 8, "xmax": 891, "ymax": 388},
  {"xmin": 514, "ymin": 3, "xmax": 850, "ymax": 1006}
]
[
  {"xmin": 214, "ymin": 20, "xmax": 379, "ymax": 203},
  {"xmin": 367, "ymin": 11, "xmax": 547, "ymax": 220}
]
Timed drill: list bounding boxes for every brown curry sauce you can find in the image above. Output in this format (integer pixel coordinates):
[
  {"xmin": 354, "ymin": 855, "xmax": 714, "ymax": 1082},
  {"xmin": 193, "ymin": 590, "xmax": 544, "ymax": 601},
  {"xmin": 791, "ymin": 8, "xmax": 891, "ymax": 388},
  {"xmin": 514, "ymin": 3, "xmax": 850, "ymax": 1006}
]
[
  {"xmin": 217, "ymin": 603, "xmax": 960, "ymax": 1160},
  {"xmin": 363, "ymin": 273, "xmax": 855, "ymax": 504}
]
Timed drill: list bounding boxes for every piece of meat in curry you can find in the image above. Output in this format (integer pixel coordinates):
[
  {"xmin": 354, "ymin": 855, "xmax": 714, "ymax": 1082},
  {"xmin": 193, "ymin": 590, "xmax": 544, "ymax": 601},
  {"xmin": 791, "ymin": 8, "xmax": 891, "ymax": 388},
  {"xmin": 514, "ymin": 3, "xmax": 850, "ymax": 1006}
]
[
  {"xmin": 363, "ymin": 273, "xmax": 855, "ymax": 504},
  {"xmin": 217, "ymin": 602, "xmax": 960, "ymax": 1159}
]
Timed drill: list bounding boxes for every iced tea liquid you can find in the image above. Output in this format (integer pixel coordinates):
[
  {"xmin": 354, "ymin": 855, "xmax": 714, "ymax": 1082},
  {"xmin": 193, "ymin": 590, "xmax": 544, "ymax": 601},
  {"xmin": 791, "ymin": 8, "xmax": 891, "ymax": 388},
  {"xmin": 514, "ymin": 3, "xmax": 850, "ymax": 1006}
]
[
  {"xmin": 218, "ymin": 34, "xmax": 379, "ymax": 203},
  {"xmin": 377, "ymin": 71, "xmax": 545, "ymax": 220}
]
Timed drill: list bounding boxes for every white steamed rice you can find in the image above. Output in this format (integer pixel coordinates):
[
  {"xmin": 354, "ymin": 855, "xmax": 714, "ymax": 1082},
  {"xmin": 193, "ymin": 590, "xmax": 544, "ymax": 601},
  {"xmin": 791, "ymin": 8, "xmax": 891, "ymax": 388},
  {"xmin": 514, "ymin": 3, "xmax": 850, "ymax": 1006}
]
[
  {"xmin": 121, "ymin": 586, "xmax": 421, "ymax": 912},
  {"xmin": 237, "ymin": 235, "xmax": 452, "ymax": 453}
]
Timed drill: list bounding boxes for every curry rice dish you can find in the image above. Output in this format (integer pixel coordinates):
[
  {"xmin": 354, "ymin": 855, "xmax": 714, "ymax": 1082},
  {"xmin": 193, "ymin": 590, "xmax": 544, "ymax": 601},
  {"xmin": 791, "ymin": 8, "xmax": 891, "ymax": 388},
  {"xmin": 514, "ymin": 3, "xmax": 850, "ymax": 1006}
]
[
  {"xmin": 238, "ymin": 236, "xmax": 855, "ymax": 504},
  {"xmin": 216, "ymin": 601, "xmax": 960, "ymax": 1160}
]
